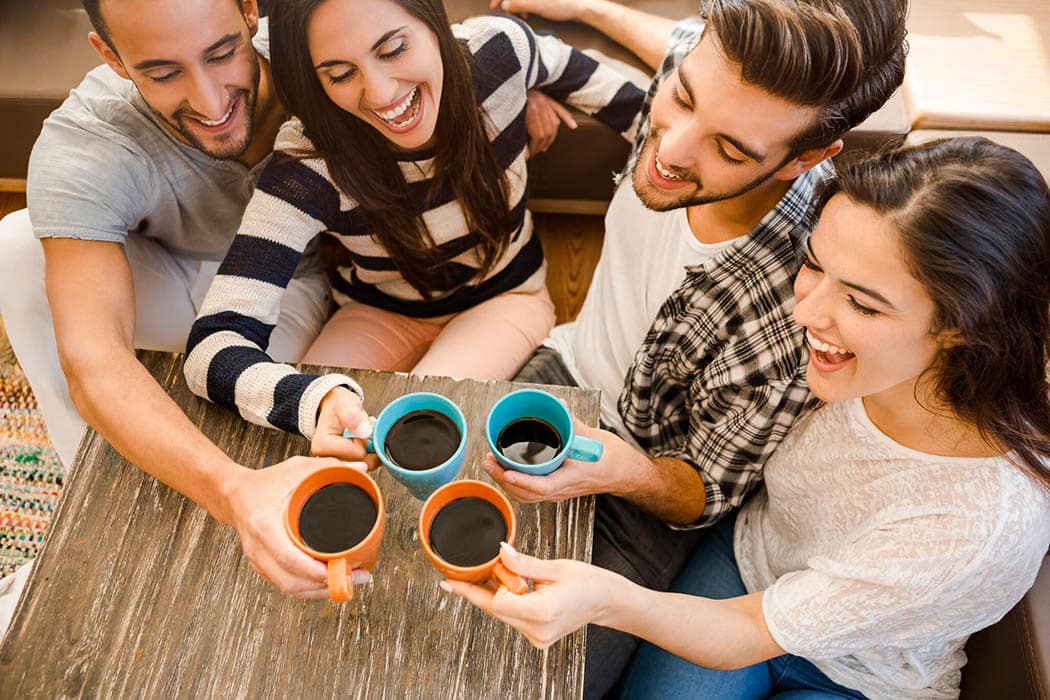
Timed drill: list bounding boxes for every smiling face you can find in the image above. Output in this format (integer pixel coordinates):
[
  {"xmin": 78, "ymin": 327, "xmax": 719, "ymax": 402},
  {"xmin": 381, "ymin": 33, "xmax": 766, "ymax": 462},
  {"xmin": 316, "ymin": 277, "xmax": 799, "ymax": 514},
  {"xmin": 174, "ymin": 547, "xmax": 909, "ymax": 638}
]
[
  {"xmin": 95, "ymin": 0, "xmax": 261, "ymax": 159},
  {"xmin": 632, "ymin": 33, "xmax": 822, "ymax": 211},
  {"xmin": 792, "ymin": 194, "xmax": 949, "ymax": 405},
  {"xmin": 307, "ymin": 0, "xmax": 442, "ymax": 152}
]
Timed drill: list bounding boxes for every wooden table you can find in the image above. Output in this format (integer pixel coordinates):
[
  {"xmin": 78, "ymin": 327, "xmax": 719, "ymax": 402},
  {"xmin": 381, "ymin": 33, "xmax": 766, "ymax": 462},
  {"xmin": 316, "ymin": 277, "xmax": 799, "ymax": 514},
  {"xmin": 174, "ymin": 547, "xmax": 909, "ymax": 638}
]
[{"xmin": 0, "ymin": 351, "xmax": 598, "ymax": 698}]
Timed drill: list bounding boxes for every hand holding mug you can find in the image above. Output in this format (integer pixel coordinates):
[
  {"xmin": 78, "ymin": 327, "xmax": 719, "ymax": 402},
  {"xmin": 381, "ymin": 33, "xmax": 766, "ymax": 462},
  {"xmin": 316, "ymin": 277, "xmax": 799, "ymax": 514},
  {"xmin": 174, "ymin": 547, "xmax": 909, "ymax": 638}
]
[
  {"xmin": 313, "ymin": 386, "xmax": 375, "ymax": 464},
  {"xmin": 223, "ymin": 456, "xmax": 371, "ymax": 599},
  {"xmin": 441, "ymin": 543, "xmax": 622, "ymax": 650},
  {"xmin": 285, "ymin": 465, "xmax": 385, "ymax": 602},
  {"xmin": 419, "ymin": 480, "xmax": 528, "ymax": 594}
]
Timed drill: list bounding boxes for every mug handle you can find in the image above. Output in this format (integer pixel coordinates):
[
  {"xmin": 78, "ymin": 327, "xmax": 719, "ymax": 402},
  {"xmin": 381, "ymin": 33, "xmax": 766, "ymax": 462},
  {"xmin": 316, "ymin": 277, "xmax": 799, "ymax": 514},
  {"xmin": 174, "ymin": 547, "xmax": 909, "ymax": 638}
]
[
  {"xmin": 492, "ymin": 561, "xmax": 529, "ymax": 595},
  {"xmin": 341, "ymin": 429, "xmax": 375, "ymax": 454},
  {"xmin": 328, "ymin": 558, "xmax": 352, "ymax": 602},
  {"xmin": 568, "ymin": 435, "xmax": 603, "ymax": 462}
]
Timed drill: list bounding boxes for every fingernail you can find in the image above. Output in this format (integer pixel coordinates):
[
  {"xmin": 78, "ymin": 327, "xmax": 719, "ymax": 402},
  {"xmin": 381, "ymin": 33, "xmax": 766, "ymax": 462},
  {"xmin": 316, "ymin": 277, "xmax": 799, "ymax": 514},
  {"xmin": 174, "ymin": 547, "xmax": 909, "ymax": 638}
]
[
  {"xmin": 439, "ymin": 580, "xmax": 453, "ymax": 593},
  {"xmin": 353, "ymin": 570, "xmax": 373, "ymax": 585},
  {"xmin": 500, "ymin": 541, "xmax": 518, "ymax": 556}
]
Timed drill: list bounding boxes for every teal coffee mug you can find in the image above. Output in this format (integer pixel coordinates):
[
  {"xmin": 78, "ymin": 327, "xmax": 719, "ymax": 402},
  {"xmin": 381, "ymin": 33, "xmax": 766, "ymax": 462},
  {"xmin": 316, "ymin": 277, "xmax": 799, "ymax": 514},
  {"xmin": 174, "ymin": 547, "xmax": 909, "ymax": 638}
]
[
  {"xmin": 344, "ymin": 392, "xmax": 467, "ymax": 500},
  {"xmin": 485, "ymin": 389, "xmax": 603, "ymax": 476}
]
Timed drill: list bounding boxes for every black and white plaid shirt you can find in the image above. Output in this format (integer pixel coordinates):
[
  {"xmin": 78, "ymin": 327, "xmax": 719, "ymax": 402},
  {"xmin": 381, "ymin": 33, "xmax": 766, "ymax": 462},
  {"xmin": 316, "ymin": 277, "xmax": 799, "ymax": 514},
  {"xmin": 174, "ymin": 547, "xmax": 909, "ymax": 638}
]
[{"xmin": 617, "ymin": 19, "xmax": 832, "ymax": 529}]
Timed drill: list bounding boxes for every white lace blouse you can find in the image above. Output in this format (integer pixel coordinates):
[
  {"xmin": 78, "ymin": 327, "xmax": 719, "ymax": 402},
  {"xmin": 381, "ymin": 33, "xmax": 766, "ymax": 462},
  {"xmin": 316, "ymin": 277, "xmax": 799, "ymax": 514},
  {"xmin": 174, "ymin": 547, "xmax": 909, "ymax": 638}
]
[{"xmin": 735, "ymin": 399, "xmax": 1050, "ymax": 699}]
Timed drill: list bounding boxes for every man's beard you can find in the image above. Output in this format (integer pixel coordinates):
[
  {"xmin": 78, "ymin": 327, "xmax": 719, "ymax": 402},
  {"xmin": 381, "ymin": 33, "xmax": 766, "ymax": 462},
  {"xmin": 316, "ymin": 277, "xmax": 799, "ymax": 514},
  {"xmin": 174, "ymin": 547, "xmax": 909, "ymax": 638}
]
[
  {"xmin": 631, "ymin": 131, "xmax": 781, "ymax": 212},
  {"xmin": 153, "ymin": 56, "xmax": 260, "ymax": 160}
]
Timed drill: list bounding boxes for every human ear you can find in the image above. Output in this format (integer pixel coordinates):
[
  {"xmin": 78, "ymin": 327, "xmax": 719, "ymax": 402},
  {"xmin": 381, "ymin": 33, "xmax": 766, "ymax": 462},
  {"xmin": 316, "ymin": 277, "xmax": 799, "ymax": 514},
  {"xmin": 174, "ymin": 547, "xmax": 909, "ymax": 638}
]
[
  {"xmin": 88, "ymin": 32, "xmax": 130, "ymax": 81},
  {"xmin": 775, "ymin": 139, "xmax": 844, "ymax": 181}
]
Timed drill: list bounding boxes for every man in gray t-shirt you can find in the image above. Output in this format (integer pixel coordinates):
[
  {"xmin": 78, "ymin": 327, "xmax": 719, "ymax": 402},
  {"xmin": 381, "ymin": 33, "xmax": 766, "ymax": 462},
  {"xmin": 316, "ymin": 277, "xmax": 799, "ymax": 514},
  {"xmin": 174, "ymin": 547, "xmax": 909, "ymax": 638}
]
[{"xmin": 0, "ymin": 0, "xmax": 369, "ymax": 611}]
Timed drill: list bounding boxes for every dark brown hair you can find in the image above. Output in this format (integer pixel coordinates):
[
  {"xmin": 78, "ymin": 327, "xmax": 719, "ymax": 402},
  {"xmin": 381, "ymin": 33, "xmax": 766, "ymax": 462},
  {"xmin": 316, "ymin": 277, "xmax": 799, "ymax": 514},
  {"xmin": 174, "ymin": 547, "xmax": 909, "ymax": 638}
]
[
  {"xmin": 269, "ymin": 0, "xmax": 512, "ymax": 297},
  {"xmin": 82, "ymin": 0, "xmax": 246, "ymax": 53},
  {"xmin": 702, "ymin": 0, "xmax": 909, "ymax": 155},
  {"xmin": 822, "ymin": 137, "xmax": 1050, "ymax": 488}
]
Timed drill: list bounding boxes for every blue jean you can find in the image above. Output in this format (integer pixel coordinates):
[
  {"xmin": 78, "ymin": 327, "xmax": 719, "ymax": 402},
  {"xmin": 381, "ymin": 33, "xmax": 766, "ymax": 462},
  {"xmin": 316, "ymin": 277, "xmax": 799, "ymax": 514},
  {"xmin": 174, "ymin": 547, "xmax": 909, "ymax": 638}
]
[{"xmin": 618, "ymin": 514, "xmax": 867, "ymax": 699}]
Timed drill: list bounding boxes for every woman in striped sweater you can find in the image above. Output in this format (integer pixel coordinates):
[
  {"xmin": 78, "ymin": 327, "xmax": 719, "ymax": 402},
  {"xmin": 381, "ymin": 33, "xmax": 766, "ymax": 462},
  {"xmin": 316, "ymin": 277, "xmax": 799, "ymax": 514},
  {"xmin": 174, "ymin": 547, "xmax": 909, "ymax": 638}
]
[{"xmin": 184, "ymin": 0, "xmax": 644, "ymax": 455}]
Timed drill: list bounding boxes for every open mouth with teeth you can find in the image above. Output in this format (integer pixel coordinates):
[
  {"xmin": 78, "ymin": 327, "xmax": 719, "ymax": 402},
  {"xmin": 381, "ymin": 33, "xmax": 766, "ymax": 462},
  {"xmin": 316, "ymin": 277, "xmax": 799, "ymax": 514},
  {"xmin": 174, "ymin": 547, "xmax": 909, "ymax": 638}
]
[
  {"xmin": 806, "ymin": 329, "xmax": 856, "ymax": 367},
  {"xmin": 655, "ymin": 154, "xmax": 683, "ymax": 180},
  {"xmin": 370, "ymin": 85, "xmax": 424, "ymax": 134},
  {"xmin": 186, "ymin": 95, "xmax": 240, "ymax": 132}
]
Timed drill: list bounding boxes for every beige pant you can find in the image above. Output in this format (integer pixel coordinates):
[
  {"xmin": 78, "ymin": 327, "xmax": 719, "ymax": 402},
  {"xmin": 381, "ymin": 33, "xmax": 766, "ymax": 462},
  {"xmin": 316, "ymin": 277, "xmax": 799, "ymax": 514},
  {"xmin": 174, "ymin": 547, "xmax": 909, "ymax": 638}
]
[{"xmin": 303, "ymin": 288, "xmax": 556, "ymax": 380}]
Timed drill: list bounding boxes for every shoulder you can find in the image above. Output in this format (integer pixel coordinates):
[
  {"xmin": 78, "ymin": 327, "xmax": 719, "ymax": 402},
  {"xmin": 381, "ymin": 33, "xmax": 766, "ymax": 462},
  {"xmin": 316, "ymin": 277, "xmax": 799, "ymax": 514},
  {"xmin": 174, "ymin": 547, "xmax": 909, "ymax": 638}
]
[
  {"xmin": 656, "ymin": 18, "xmax": 704, "ymax": 80},
  {"xmin": 455, "ymin": 14, "xmax": 535, "ymax": 63}
]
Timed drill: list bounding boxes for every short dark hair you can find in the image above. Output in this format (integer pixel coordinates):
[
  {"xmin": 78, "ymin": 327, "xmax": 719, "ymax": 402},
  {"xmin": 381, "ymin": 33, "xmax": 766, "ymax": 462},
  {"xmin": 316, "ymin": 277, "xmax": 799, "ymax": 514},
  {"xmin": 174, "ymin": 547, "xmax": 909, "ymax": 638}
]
[
  {"xmin": 82, "ymin": 0, "xmax": 246, "ymax": 52},
  {"xmin": 820, "ymin": 137, "xmax": 1050, "ymax": 489},
  {"xmin": 702, "ymin": 0, "xmax": 909, "ymax": 154}
]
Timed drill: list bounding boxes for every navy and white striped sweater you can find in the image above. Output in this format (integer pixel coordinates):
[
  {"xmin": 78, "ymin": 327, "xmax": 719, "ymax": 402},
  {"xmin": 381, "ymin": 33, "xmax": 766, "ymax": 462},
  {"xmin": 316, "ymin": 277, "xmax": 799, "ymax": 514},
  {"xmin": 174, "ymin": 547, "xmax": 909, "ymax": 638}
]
[{"xmin": 184, "ymin": 15, "xmax": 645, "ymax": 438}]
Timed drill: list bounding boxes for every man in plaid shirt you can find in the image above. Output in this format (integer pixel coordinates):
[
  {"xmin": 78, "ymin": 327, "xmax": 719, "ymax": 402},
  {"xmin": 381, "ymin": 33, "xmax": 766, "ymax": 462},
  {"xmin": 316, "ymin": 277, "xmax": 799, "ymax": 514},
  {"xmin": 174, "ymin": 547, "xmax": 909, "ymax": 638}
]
[{"xmin": 484, "ymin": 0, "xmax": 908, "ymax": 694}]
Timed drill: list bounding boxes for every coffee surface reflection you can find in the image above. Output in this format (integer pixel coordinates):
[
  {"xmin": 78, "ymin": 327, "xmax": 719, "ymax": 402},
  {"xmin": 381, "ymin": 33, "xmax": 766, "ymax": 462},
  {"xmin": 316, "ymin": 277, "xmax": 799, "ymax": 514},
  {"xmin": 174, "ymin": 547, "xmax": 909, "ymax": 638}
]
[
  {"xmin": 497, "ymin": 417, "xmax": 563, "ymax": 465},
  {"xmin": 385, "ymin": 409, "xmax": 460, "ymax": 471}
]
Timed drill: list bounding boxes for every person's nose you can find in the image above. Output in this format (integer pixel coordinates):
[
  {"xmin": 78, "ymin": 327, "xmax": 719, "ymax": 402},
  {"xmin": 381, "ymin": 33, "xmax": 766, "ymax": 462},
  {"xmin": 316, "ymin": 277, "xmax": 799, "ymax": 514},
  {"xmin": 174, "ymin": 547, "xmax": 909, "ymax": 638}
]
[
  {"xmin": 655, "ymin": 118, "xmax": 701, "ymax": 173},
  {"xmin": 184, "ymin": 72, "xmax": 229, "ymax": 121},
  {"xmin": 360, "ymin": 69, "xmax": 402, "ymax": 110}
]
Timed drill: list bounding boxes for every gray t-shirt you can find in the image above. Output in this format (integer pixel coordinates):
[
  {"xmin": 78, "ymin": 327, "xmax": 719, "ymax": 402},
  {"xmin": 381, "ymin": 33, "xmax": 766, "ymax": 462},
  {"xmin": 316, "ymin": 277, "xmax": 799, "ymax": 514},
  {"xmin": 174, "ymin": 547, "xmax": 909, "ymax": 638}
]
[{"xmin": 27, "ymin": 21, "xmax": 271, "ymax": 262}]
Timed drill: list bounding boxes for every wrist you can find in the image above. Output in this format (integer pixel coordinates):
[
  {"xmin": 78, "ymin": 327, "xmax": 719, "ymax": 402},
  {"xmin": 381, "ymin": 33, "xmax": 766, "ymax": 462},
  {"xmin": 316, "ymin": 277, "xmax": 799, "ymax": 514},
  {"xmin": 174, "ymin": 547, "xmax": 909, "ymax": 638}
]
[
  {"xmin": 578, "ymin": 0, "xmax": 620, "ymax": 30},
  {"xmin": 606, "ymin": 437, "xmax": 650, "ymax": 500},
  {"xmin": 592, "ymin": 568, "xmax": 640, "ymax": 630},
  {"xmin": 211, "ymin": 460, "xmax": 253, "ymax": 526}
]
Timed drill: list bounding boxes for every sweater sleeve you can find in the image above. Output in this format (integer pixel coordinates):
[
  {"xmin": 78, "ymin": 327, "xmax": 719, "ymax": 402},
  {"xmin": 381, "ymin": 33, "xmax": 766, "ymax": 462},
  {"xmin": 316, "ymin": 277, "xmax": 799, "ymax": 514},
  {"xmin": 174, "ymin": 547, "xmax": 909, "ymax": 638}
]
[
  {"xmin": 184, "ymin": 123, "xmax": 362, "ymax": 438},
  {"xmin": 491, "ymin": 15, "xmax": 646, "ymax": 142}
]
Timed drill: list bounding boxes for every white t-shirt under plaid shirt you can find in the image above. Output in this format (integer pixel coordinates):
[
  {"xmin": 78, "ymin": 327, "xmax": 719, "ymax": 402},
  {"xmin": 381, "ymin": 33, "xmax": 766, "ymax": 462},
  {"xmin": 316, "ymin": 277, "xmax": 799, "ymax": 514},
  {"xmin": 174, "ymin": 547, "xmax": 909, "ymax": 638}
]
[{"xmin": 549, "ymin": 18, "xmax": 829, "ymax": 529}]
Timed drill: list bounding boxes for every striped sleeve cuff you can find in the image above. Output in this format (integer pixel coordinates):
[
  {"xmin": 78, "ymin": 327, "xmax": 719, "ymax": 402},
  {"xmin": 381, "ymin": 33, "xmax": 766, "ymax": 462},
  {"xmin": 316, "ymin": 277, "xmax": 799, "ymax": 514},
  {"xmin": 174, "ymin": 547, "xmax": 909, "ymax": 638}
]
[{"xmin": 297, "ymin": 373, "xmax": 364, "ymax": 440}]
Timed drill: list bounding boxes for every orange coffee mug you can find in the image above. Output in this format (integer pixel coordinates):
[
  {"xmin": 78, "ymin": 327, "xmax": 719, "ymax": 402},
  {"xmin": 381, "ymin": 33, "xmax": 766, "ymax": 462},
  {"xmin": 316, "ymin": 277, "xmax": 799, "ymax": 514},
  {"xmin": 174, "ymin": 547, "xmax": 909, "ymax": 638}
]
[
  {"xmin": 418, "ymin": 480, "xmax": 527, "ymax": 594},
  {"xmin": 285, "ymin": 466, "xmax": 385, "ymax": 602}
]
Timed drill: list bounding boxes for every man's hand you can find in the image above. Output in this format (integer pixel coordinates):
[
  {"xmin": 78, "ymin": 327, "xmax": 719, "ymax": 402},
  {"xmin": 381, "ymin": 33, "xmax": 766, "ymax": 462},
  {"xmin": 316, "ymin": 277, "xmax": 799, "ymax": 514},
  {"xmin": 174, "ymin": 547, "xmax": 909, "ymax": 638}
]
[
  {"xmin": 311, "ymin": 386, "xmax": 377, "ymax": 465},
  {"xmin": 524, "ymin": 90, "xmax": 578, "ymax": 158},
  {"xmin": 220, "ymin": 456, "xmax": 374, "ymax": 599},
  {"xmin": 489, "ymin": 0, "xmax": 586, "ymax": 22},
  {"xmin": 482, "ymin": 421, "xmax": 635, "ymax": 502}
]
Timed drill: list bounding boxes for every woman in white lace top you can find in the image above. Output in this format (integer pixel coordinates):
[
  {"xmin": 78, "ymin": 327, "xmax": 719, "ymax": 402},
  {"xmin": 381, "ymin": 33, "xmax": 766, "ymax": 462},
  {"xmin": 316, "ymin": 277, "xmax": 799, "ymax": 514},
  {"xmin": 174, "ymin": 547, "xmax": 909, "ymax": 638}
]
[{"xmin": 445, "ymin": 137, "xmax": 1050, "ymax": 699}]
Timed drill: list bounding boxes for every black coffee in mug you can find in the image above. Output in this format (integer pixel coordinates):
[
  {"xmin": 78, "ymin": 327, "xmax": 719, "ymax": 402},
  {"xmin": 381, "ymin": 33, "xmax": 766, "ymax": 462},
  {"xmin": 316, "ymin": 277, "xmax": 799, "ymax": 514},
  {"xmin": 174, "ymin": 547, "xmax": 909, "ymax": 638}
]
[
  {"xmin": 298, "ymin": 483, "xmax": 378, "ymax": 553},
  {"xmin": 497, "ymin": 417, "xmax": 563, "ymax": 465},
  {"xmin": 385, "ymin": 409, "xmax": 461, "ymax": 471},
  {"xmin": 429, "ymin": 497, "xmax": 507, "ymax": 567}
]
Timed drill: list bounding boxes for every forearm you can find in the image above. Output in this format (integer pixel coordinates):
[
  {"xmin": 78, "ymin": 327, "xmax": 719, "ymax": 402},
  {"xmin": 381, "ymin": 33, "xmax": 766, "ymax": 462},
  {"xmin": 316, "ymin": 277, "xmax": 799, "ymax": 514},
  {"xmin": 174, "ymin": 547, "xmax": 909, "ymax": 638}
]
[
  {"xmin": 64, "ymin": 342, "xmax": 245, "ymax": 524},
  {"xmin": 599, "ymin": 579, "xmax": 782, "ymax": 669},
  {"xmin": 575, "ymin": 0, "xmax": 677, "ymax": 70},
  {"xmin": 613, "ymin": 450, "xmax": 706, "ymax": 524}
]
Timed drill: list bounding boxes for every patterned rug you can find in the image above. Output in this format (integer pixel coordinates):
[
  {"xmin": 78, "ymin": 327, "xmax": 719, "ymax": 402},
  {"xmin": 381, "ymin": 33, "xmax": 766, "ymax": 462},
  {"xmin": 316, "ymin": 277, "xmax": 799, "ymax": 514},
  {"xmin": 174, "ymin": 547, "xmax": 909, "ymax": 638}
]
[{"xmin": 0, "ymin": 362, "xmax": 63, "ymax": 577}]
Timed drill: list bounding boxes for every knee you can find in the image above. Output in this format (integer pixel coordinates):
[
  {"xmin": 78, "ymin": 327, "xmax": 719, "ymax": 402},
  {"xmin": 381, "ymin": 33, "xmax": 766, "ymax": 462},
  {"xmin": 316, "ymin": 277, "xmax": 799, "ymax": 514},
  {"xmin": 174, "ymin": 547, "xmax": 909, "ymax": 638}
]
[{"xmin": 0, "ymin": 209, "xmax": 45, "ymax": 311}]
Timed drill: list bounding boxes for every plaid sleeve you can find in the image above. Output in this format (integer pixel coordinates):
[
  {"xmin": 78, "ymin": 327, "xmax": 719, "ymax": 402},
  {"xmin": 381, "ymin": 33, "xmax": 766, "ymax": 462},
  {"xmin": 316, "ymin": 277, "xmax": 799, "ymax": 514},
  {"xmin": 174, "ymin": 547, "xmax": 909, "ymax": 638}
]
[{"xmin": 655, "ymin": 375, "xmax": 817, "ymax": 530}]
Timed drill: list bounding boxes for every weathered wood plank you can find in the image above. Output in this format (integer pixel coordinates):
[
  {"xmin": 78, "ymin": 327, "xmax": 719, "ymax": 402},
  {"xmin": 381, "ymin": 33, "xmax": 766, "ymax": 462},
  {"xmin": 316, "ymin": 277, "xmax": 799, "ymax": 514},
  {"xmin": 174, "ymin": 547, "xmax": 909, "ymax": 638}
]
[{"xmin": 0, "ymin": 351, "xmax": 598, "ymax": 699}]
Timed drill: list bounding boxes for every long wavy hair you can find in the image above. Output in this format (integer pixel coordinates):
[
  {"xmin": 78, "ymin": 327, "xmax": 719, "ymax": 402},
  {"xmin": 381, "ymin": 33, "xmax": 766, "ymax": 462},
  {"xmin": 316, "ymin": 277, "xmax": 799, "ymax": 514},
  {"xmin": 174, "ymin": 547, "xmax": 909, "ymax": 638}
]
[
  {"xmin": 269, "ymin": 0, "xmax": 511, "ymax": 297},
  {"xmin": 820, "ymin": 137, "xmax": 1050, "ymax": 488}
]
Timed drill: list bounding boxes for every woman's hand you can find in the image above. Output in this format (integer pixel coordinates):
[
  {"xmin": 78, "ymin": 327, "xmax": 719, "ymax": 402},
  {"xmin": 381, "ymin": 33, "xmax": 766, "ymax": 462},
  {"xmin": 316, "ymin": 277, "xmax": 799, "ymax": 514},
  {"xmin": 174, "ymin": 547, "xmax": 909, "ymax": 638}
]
[
  {"xmin": 441, "ymin": 543, "xmax": 626, "ymax": 649},
  {"xmin": 524, "ymin": 90, "xmax": 578, "ymax": 158},
  {"xmin": 311, "ymin": 386, "xmax": 377, "ymax": 466}
]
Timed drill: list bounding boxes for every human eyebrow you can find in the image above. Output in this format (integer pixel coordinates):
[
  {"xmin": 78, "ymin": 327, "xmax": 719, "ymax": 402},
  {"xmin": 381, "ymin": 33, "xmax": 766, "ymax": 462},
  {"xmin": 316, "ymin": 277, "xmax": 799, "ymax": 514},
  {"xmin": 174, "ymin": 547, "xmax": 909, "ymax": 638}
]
[
  {"xmin": 371, "ymin": 27, "xmax": 406, "ymax": 51},
  {"xmin": 808, "ymin": 238, "xmax": 899, "ymax": 310},
  {"xmin": 676, "ymin": 66, "xmax": 695, "ymax": 104},
  {"xmin": 204, "ymin": 33, "xmax": 241, "ymax": 55},
  {"xmin": 132, "ymin": 33, "xmax": 241, "ymax": 70},
  {"xmin": 719, "ymin": 133, "xmax": 766, "ymax": 163}
]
